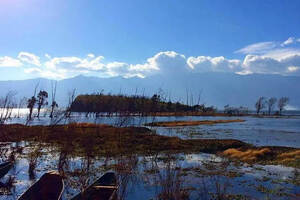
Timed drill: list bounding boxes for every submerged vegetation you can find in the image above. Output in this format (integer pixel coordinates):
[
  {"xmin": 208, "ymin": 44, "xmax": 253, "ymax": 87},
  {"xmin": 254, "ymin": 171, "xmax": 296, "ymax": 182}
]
[
  {"xmin": 1, "ymin": 123, "xmax": 299, "ymax": 168},
  {"xmin": 0, "ymin": 123, "xmax": 247, "ymax": 156}
]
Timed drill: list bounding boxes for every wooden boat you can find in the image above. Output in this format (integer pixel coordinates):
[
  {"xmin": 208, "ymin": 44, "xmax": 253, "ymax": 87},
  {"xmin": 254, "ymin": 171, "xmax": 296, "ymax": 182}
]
[
  {"xmin": 18, "ymin": 171, "xmax": 64, "ymax": 200},
  {"xmin": 0, "ymin": 161, "xmax": 12, "ymax": 179},
  {"xmin": 71, "ymin": 172, "xmax": 118, "ymax": 200}
]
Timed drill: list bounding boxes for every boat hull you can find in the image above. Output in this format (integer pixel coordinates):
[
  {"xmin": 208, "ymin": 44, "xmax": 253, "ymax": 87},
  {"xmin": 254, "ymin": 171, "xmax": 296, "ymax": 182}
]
[
  {"xmin": 0, "ymin": 161, "xmax": 12, "ymax": 179},
  {"xmin": 72, "ymin": 172, "xmax": 118, "ymax": 200},
  {"xmin": 18, "ymin": 171, "xmax": 64, "ymax": 200}
]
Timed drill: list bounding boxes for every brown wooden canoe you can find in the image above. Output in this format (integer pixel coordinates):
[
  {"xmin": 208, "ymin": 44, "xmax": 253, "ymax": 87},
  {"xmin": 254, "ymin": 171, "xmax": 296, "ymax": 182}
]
[
  {"xmin": 71, "ymin": 172, "xmax": 118, "ymax": 200},
  {"xmin": 18, "ymin": 171, "xmax": 64, "ymax": 200},
  {"xmin": 0, "ymin": 161, "xmax": 12, "ymax": 179}
]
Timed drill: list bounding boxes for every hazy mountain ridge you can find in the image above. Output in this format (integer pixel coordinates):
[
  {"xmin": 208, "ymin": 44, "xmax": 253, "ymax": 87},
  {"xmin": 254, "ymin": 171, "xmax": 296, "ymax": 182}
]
[{"xmin": 0, "ymin": 73, "xmax": 299, "ymax": 109}]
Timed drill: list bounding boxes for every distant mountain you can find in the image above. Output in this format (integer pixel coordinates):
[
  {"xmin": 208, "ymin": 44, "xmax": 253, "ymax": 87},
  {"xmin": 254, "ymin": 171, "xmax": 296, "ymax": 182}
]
[{"xmin": 0, "ymin": 73, "xmax": 299, "ymax": 110}]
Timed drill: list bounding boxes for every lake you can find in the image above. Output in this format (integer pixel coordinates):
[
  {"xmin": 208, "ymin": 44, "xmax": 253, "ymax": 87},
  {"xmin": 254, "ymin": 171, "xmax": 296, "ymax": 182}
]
[{"xmin": 1, "ymin": 110, "xmax": 300, "ymax": 199}]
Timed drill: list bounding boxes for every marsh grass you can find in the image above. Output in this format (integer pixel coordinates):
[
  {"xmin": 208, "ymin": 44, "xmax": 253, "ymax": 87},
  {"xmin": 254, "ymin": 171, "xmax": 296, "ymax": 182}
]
[
  {"xmin": 0, "ymin": 123, "xmax": 248, "ymax": 157},
  {"xmin": 221, "ymin": 147, "xmax": 300, "ymax": 168},
  {"xmin": 1, "ymin": 123, "xmax": 300, "ymax": 168}
]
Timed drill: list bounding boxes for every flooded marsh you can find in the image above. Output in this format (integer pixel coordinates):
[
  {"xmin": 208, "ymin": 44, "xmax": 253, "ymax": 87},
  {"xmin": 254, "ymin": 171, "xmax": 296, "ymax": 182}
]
[{"xmin": 0, "ymin": 114, "xmax": 300, "ymax": 199}]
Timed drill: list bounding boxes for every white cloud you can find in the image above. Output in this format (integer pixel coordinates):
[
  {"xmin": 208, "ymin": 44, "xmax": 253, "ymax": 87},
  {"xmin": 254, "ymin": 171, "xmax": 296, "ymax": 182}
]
[
  {"xmin": 263, "ymin": 48, "xmax": 300, "ymax": 60},
  {"xmin": 234, "ymin": 37, "xmax": 300, "ymax": 76},
  {"xmin": 239, "ymin": 54, "xmax": 300, "ymax": 76},
  {"xmin": 45, "ymin": 56, "xmax": 82, "ymax": 70},
  {"xmin": 236, "ymin": 37, "xmax": 299, "ymax": 55},
  {"xmin": 0, "ymin": 56, "xmax": 23, "ymax": 67},
  {"xmin": 3, "ymin": 42, "xmax": 300, "ymax": 80},
  {"xmin": 76, "ymin": 56, "xmax": 105, "ymax": 70},
  {"xmin": 129, "ymin": 51, "xmax": 186, "ymax": 74},
  {"xmin": 187, "ymin": 56, "xmax": 241, "ymax": 72},
  {"xmin": 24, "ymin": 67, "xmax": 42, "ymax": 74},
  {"xmin": 235, "ymin": 41, "xmax": 277, "ymax": 54},
  {"xmin": 287, "ymin": 66, "xmax": 300, "ymax": 73},
  {"xmin": 18, "ymin": 52, "xmax": 41, "ymax": 66},
  {"xmin": 87, "ymin": 54, "xmax": 95, "ymax": 58},
  {"xmin": 45, "ymin": 54, "xmax": 51, "ymax": 59},
  {"xmin": 281, "ymin": 37, "xmax": 295, "ymax": 46}
]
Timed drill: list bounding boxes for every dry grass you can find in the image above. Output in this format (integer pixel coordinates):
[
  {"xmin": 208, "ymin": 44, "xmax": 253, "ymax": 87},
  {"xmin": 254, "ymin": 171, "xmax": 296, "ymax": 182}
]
[
  {"xmin": 277, "ymin": 150, "xmax": 300, "ymax": 159},
  {"xmin": 222, "ymin": 148, "xmax": 272, "ymax": 162},
  {"xmin": 277, "ymin": 150, "xmax": 300, "ymax": 165},
  {"xmin": 222, "ymin": 147, "xmax": 300, "ymax": 167},
  {"xmin": 0, "ymin": 124, "xmax": 247, "ymax": 156},
  {"xmin": 145, "ymin": 119, "xmax": 245, "ymax": 127},
  {"xmin": 67, "ymin": 122, "xmax": 112, "ymax": 128}
]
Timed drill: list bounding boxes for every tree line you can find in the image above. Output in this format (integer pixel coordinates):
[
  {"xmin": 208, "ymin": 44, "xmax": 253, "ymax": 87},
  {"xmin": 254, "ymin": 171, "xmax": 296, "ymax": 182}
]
[
  {"xmin": 0, "ymin": 82, "xmax": 293, "ymax": 125},
  {"xmin": 255, "ymin": 97, "xmax": 289, "ymax": 115},
  {"xmin": 70, "ymin": 93, "xmax": 216, "ymax": 116}
]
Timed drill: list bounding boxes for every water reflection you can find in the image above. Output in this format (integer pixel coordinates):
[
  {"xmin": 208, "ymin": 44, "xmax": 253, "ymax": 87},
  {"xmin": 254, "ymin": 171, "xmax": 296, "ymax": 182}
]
[{"xmin": 0, "ymin": 142, "xmax": 299, "ymax": 200}]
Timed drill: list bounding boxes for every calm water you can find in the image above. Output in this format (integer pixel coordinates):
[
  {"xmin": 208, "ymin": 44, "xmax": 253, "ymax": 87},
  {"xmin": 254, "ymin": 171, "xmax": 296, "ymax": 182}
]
[
  {"xmin": 1, "ymin": 110, "xmax": 300, "ymax": 199},
  {"xmin": 0, "ymin": 142, "xmax": 299, "ymax": 200},
  {"xmin": 149, "ymin": 116, "xmax": 300, "ymax": 148},
  {"xmin": 5, "ymin": 110, "xmax": 300, "ymax": 148}
]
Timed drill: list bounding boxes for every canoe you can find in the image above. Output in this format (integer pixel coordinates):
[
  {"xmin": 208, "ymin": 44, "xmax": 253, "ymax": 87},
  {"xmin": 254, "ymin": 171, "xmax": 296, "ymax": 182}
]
[
  {"xmin": 0, "ymin": 161, "xmax": 12, "ymax": 179},
  {"xmin": 71, "ymin": 172, "xmax": 118, "ymax": 200},
  {"xmin": 18, "ymin": 171, "xmax": 64, "ymax": 200}
]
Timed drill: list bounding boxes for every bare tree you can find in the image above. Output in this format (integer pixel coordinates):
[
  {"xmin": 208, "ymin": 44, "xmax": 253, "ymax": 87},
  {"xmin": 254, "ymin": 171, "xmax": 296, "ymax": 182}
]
[
  {"xmin": 185, "ymin": 88, "xmax": 189, "ymax": 106},
  {"xmin": 255, "ymin": 96, "xmax": 266, "ymax": 115},
  {"xmin": 65, "ymin": 89, "xmax": 76, "ymax": 118},
  {"xmin": 27, "ymin": 97, "xmax": 36, "ymax": 121},
  {"xmin": 278, "ymin": 97, "xmax": 289, "ymax": 115},
  {"xmin": 50, "ymin": 81, "xmax": 58, "ymax": 118},
  {"xmin": 17, "ymin": 97, "xmax": 27, "ymax": 118},
  {"xmin": 196, "ymin": 89, "xmax": 203, "ymax": 106},
  {"xmin": 0, "ymin": 91, "xmax": 17, "ymax": 124},
  {"xmin": 267, "ymin": 97, "xmax": 277, "ymax": 115},
  {"xmin": 27, "ymin": 83, "xmax": 39, "ymax": 121},
  {"xmin": 37, "ymin": 90, "xmax": 48, "ymax": 118}
]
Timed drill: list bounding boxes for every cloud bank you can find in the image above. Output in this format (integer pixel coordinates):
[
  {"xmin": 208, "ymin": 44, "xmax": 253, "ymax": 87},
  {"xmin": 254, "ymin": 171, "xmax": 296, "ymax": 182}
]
[{"xmin": 1, "ymin": 37, "xmax": 300, "ymax": 79}]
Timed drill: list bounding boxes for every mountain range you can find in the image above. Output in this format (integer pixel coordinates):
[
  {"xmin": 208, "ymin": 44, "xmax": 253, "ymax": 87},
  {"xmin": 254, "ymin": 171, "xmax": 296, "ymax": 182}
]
[{"xmin": 0, "ymin": 72, "xmax": 299, "ymax": 110}]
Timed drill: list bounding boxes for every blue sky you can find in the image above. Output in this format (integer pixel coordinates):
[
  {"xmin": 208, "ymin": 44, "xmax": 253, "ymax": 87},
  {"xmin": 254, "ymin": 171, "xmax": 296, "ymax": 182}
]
[{"xmin": 1, "ymin": 0, "xmax": 300, "ymax": 80}]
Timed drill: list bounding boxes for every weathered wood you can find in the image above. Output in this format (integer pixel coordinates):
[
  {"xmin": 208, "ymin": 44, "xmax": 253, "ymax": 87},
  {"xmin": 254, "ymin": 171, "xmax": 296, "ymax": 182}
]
[
  {"xmin": 18, "ymin": 171, "xmax": 64, "ymax": 200},
  {"xmin": 71, "ymin": 172, "xmax": 118, "ymax": 200}
]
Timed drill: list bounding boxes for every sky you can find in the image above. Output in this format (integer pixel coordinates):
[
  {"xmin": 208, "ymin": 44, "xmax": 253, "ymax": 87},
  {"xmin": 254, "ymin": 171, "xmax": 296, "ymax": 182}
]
[{"xmin": 1, "ymin": 0, "xmax": 300, "ymax": 80}]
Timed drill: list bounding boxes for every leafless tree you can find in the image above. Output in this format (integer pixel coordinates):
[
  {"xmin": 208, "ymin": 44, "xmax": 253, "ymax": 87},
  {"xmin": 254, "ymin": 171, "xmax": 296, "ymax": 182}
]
[
  {"xmin": 0, "ymin": 91, "xmax": 17, "ymax": 124},
  {"xmin": 185, "ymin": 88, "xmax": 189, "ymax": 106},
  {"xmin": 37, "ymin": 90, "xmax": 48, "ymax": 118},
  {"xmin": 17, "ymin": 97, "xmax": 27, "ymax": 118},
  {"xmin": 255, "ymin": 96, "xmax": 266, "ymax": 115},
  {"xmin": 65, "ymin": 89, "xmax": 76, "ymax": 118},
  {"xmin": 278, "ymin": 97, "xmax": 289, "ymax": 115},
  {"xmin": 196, "ymin": 89, "xmax": 203, "ymax": 105},
  {"xmin": 50, "ymin": 81, "xmax": 58, "ymax": 118},
  {"xmin": 267, "ymin": 97, "xmax": 277, "ymax": 115},
  {"xmin": 27, "ymin": 83, "xmax": 39, "ymax": 121}
]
